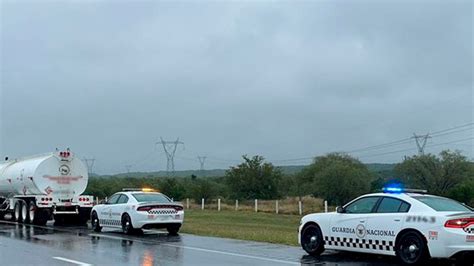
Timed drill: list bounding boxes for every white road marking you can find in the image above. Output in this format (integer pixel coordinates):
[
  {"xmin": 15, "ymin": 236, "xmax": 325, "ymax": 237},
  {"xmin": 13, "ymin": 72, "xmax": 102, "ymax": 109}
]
[
  {"xmin": 89, "ymin": 233, "xmax": 299, "ymax": 265},
  {"xmin": 163, "ymin": 243, "xmax": 300, "ymax": 265},
  {"xmin": 52, "ymin": 257, "xmax": 92, "ymax": 266}
]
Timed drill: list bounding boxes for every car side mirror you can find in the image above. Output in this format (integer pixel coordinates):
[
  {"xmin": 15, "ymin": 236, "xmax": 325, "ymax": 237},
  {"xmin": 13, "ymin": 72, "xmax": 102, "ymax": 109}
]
[
  {"xmin": 336, "ymin": 206, "xmax": 345, "ymax": 213},
  {"xmin": 99, "ymin": 200, "xmax": 107, "ymax": 204}
]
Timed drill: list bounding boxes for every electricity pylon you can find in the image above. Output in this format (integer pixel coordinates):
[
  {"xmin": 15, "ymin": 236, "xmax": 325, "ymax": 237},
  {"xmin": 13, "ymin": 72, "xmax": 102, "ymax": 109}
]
[
  {"xmin": 197, "ymin": 156, "xmax": 207, "ymax": 171},
  {"xmin": 157, "ymin": 137, "xmax": 184, "ymax": 176},
  {"xmin": 412, "ymin": 133, "xmax": 431, "ymax": 155},
  {"xmin": 83, "ymin": 158, "xmax": 96, "ymax": 175}
]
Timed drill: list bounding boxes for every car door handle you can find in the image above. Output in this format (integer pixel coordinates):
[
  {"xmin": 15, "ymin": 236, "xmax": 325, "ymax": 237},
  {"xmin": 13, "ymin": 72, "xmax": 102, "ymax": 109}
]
[
  {"xmin": 394, "ymin": 219, "xmax": 401, "ymax": 222},
  {"xmin": 359, "ymin": 220, "xmax": 365, "ymax": 223}
]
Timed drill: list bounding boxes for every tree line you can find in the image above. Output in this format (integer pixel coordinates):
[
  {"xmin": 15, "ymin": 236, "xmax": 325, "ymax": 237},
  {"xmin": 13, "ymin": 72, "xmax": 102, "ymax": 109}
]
[{"xmin": 85, "ymin": 150, "xmax": 474, "ymax": 206}]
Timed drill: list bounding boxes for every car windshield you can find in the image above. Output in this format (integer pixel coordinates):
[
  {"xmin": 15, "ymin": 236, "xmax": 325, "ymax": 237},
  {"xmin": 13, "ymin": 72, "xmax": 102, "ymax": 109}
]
[
  {"xmin": 412, "ymin": 196, "xmax": 473, "ymax": 212},
  {"xmin": 132, "ymin": 193, "xmax": 171, "ymax": 203}
]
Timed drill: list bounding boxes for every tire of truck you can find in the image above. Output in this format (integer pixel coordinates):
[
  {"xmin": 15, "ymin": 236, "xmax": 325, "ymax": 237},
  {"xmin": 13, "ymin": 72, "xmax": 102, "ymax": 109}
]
[
  {"xmin": 21, "ymin": 201, "xmax": 31, "ymax": 224},
  {"xmin": 27, "ymin": 202, "xmax": 36, "ymax": 225},
  {"xmin": 13, "ymin": 201, "xmax": 23, "ymax": 222},
  {"xmin": 33, "ymin": 209, "xmax": 49, "ymax": 226}
]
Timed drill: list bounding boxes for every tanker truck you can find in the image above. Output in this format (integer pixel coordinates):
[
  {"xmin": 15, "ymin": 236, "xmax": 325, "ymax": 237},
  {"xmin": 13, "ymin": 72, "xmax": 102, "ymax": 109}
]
[{"xmin": 0, "ymin": 150, "xmax": 94, "ymax": 225}]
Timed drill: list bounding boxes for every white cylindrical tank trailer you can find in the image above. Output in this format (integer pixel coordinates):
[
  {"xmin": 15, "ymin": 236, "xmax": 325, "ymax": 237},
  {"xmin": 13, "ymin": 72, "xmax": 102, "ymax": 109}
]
[{"xmin": 0, "ymin": 150, "xmax": 94, "ymax": 225}]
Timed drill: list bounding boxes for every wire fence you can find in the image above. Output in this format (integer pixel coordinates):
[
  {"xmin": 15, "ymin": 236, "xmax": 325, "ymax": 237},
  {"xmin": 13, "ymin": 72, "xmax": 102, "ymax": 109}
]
[
  {"xmin": 94, "ymin": 196, "xmax": 333, "ymax": 215},
  {"xmin": 180, "ymin": 196, "xmax": 332, "ymax": 215}
]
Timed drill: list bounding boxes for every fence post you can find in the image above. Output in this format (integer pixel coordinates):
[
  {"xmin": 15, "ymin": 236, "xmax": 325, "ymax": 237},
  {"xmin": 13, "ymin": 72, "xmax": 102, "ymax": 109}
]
[
  {"xmin": 298, "ymin": 201, "xmax": 302, "ymax": 215},
  {"xmin": 255, "ymin": 199, "xmax": 258, "ymax": 212},
  {"xmin": 276, "ymin": 200, "xmax": 279, "ymax": 214},
  {"xmin": 324, "ymin": 200, "xmax": 328, "ymax": 213},
  {"xmin": 201, "ymin": 198, "xmax": 205, "ymax": 210},
  {"xmin": 186, "ymin": 198, "xmax": 190, "ymax": 209},
  {"xmin": 218, "ymin": 198, "xmax": 221, "ymax": 211},
  {"xmin": 235, "ymin": 199, "xmax": 239, "ymax": 211}
]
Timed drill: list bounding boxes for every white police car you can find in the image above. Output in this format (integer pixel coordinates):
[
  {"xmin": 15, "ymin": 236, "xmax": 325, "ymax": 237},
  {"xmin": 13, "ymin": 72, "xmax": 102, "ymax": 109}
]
[
  {"xmin": 298, "ymin": 188, "xmax": 474, "ymax": 264},
  {"xmin": 91, "ymin": 188, "xmax": 184, "ymax": 235}
]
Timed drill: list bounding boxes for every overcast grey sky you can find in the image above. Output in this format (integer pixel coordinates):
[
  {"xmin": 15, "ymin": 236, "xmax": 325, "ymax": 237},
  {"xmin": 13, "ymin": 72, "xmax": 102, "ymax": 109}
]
[{"xmin": 1, "ymin": 0, "xmax": 472, "ymax": 174}]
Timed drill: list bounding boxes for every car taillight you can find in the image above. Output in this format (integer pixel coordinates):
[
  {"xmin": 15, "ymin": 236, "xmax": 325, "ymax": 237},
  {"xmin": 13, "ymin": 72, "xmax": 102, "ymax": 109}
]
[
  {"xmin": 137, "ymin": 206, "xmax": 152, "ymax": 212},
  {"xmin": 445, "ymin": 218, "xmax": 474, "ymax": 228}
]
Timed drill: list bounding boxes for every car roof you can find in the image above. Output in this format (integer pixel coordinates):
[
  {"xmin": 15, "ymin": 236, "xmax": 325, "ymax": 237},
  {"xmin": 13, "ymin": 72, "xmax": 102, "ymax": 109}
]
[
  {"xmin": 360, "ymin": 192, "xmax": 429, "ymax": 198},
  {"xmin": 120, "ymin": 191, "xmax": 162, "ymax": 195}
]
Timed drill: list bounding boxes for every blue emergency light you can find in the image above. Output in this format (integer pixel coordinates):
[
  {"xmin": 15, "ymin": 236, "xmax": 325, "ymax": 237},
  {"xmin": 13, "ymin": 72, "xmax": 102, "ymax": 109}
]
[
  {"xmin": 383, "ymin": 187, "xmax": 403, "ymax": 193},
  {"xmin": 382, "ymin": 186, "xmax": 428, "ymax": 194}
]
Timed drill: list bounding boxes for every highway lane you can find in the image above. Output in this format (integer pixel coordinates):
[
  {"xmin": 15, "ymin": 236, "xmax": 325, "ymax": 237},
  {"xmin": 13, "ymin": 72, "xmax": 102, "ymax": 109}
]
[{"xmin": 0, "ymin": 220, "xmax": 459, "ymax": 265}]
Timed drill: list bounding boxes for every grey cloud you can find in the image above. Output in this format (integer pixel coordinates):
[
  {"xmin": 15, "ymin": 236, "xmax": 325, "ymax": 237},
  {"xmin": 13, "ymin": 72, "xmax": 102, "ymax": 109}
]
[{"xmin": 1, "ymin": 0, "xmax": 472, "ymax": 173}]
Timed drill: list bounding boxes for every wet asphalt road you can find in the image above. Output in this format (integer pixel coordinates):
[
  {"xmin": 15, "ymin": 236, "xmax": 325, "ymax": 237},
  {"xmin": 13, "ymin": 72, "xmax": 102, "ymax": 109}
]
[{"xmin": 0, "ymin": 220, "xmax": 459, "ymax": 266}]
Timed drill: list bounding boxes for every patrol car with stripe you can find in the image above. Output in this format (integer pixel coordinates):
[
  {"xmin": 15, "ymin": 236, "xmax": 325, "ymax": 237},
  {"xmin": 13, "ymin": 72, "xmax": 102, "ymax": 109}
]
[
  {"xmin": 298, "ymin": 188, "xmax": 474, "ymax": 264},
  {"xmin": 91, "ymin": 188, "xmax": 184, "ymax": 235}
]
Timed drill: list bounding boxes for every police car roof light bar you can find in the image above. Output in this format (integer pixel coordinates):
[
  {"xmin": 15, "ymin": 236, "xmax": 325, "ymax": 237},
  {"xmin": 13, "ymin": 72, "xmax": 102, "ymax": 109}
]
[{"xmin": 382, "ymin": 187, "xmax": 427, "ymax": 194}]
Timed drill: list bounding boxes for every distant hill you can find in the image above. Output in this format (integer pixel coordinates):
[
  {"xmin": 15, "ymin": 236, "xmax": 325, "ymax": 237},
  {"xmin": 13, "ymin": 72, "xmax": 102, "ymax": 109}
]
[{"xmin": 95, "ymin": 163, "xmax": 396, "ymax": 178}]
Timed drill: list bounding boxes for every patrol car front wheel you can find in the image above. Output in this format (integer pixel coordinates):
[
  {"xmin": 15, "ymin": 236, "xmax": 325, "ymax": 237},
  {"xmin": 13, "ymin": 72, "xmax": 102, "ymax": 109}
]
[
  {"xmin": 91, "ymin": 212, "xmax": 102, "ymax": 232},
  {"xmin": 122, "ymin": 214, "xmax": 135, "ymax": 235},
  {"xmin": 301, "ymin": 224, "xmax": 324, "ymax": 256},
  {"xmin": 396, "ymin": 231, "xmax": 429, "ymax": 265}
]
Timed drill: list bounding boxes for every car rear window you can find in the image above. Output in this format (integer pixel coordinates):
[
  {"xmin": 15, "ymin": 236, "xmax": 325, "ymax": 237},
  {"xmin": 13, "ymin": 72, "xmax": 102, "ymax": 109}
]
[
  {"xmin": 132, "ymin": 193, "xmax": 171, "ymax": 203},
  {"xmin": 412, "ymin": 196, "xmax": 472, "ymax": 212},
  {"xmin": 376, "ymin": 197, "xmax": 410, "ymax": 213}
]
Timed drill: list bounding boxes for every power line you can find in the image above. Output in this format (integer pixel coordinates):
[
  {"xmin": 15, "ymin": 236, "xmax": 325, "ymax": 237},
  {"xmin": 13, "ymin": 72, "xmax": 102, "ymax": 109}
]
[
  {"xmin": 426, "ymin": 136, "xmax": 474, "ymax": 148},
  {"xmin": 345, "ymin": 138, "xmax": 413, "ymax": 154},
  {"xmin": 430, "ymin": 122, "xmax": 474, "ymax": 135},
  {"xmin": 357, "ymin": 147, "xmax": 416, "ymax": 159},
  {"xmin": 430, "ymin": 126, "xmax": 473, "ymax": 138},
  {"xmin": 270, "ymin": 121, "xmax": 473, "ymax": 163},
  {"xmin": 359, "ymin": 136, "xmax": 474, "ymax": 159},
  {"xmin": 205, "ymin": 156, "xmax": 241, "ymax": 163}
]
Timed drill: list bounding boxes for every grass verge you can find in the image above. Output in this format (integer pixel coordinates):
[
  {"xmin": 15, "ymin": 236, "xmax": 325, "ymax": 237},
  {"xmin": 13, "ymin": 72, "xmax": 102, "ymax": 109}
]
[{"xmin": 180, "ymin": 210, "xmax": 301, "ymax": 246}]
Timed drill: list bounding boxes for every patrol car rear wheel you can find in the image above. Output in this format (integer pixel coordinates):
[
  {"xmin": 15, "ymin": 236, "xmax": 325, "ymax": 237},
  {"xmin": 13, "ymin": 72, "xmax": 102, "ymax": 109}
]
[
  {"xmin": 396, "ymin": 231, "xmax": 429, "ymax": 265},
  {"xmin": 121, "ymin": 214, "xmax": 134, "ymax": 235},
  {"xmin": 167, "ymin": 224, "xmax": 181, "ymax": 235},
  {"xmin": 301, "ymin": 224, "xmax": 324, "ymax": 256},
  {"xmin": 91, "ymin": 212, "xmax": 102, "ymax": 232}
]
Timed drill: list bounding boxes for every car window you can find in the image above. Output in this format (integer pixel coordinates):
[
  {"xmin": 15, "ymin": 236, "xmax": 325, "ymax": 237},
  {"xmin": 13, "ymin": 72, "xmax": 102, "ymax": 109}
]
[
  {"xmin": 376, "ymin": 197, "xmax": 410, "ymax": 213},
  {"xmin": 345, "ymin": 197, "xmax": 380, "ymax": 214},
  {"xmin": 399, "ymin": 202, "xmax": 411, "ymax": 212},
  {"xmin": 132, "ymin": 193, "xmax": 171, "ymax": 203},
  {"xmin": 107, "ymin": 194, "xmax": 121, "ymax": 204},
  {"xmin": 117, "ymin": 195, "xmax": 129, "ymax": 204},
  {"xmin": 412, "ymin": 196, "xmax": 472, "ymax": 212}
]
